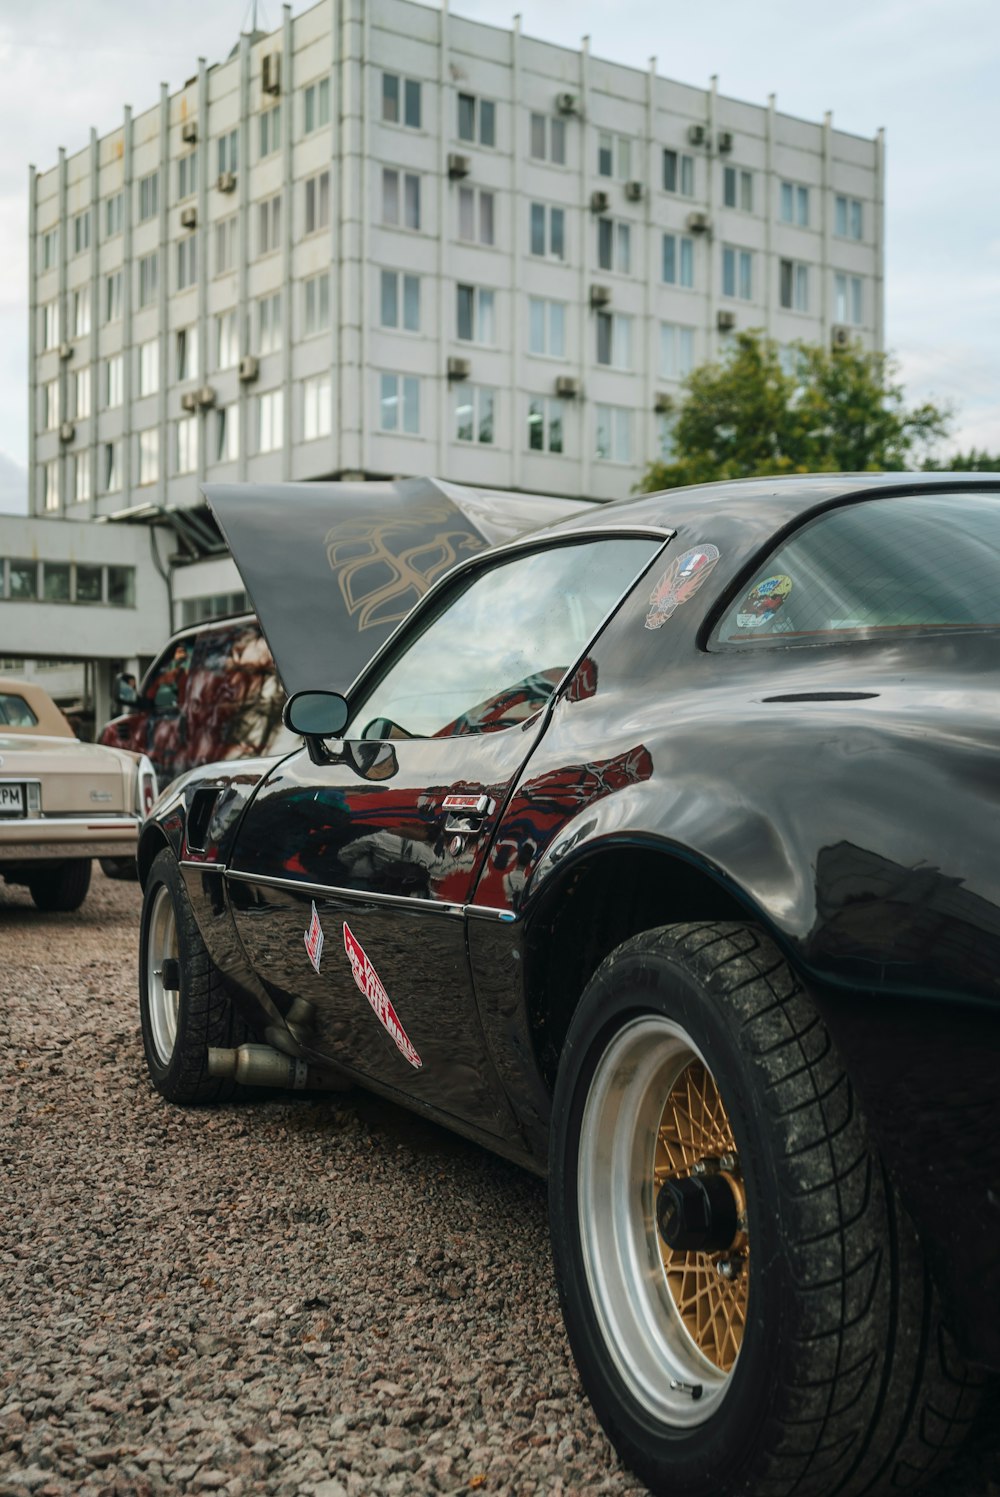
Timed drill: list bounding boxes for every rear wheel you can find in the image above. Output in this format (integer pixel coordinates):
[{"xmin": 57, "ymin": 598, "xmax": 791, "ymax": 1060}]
[
  {"xmin": 28, "ymin": 858, "xmax": 91, "ymax": 912},
  {"xmin": 548, "ymin": 922, "xmax": 982, "ymax": 1497}
]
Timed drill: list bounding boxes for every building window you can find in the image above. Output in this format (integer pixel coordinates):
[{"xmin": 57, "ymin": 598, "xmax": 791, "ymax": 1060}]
[
  {"xmin": 138, "ymin": 429, "xmax": 159, "ymax": 486},
  {"xmin": 663, "ymin": 149, "xmax": 695, "ymax": 196},
  {"xmin": 257, "ymin": 193, "xmax": 282, "ymax": 255},
  {"xmin": 835, "ymin": 273, "xmax": 863, "ymax": 326},
  {"xmin": 256, "ymin": 292, "xmax": 282, "ymax": 354},
  {"xmin": 214, "ymin": 406, "xmax": 239, "ymax": 463},
  {"xmin": 835, "ymin": 195, "xmax": 863, "ymax": 240},
  {"xmin": 176, "ymin": 416, "xmax": 198, "ymax": 475},
  {"xmin": 527, "ymin": 397, "xmax": 564, "ymax": 454},
  {"xmin": 779, "ymin": 181, "xmax": 810, "ymax": 226},
  {"xmin": 382, "ymin": 168, "xmax": 421, "ymax": 230},
  {"xmin": 722, "ymin": 245, "xmax": 753, "ymax": 300},
  {"xmin": 596, "ymin": 311, "xmax": 633, "ymax": 370},
  {"xmin": 257, "ymin": 389, "xmax": 284, "ymax": 453},
  {"xmin": 458, "ymin": 93, "xmax": 496, "ymax": 147},
  {"xmin": 105, "ymin": 193, "xmax": 123, "ymax": 237},
  {"xmin": 73, "ymin": 366, "xmax": 92, "ymax": 420},
  {"xmin": 41, "ymin": 228, "xmax": 58, "ymax": 271},
  {"xmin": 215, "ymin": 310, "xmax": 239, "ymax": 370},
  {"xmin": 723, "ymin": 166, "xmax": 753, "ymax": 212},
  {"xmin": 42, "ymin": 461, "xmax": 60, "ymax": 511},
  {"xmin": 104, "ymin": 270, "xmax": 122, "ymax": 324},
  {"xmin": 73, "ymin": 286, "xmax": 91, "ymax": 338},
  {"xmin": 779, "ymin": 258, "xmax": 809, "ymax": 312},
  {"xmin": 302, "ymin": 373, "xmax": 333, "ymax": 441},
  {"xmin": 138, "ymin": 251, "xmax": 158, "ymax": 307},
  {"xmin": 259, "ymin": 102, "xmax": 282, "ymax": 157},
  {"xmin": 595, "ymin": 404, "xmax": 632, "ymax": 464},
  {"xmin": 458, "ymin": 187, "xmax": 495, "ymax": 246},
  {"xmin": 8, "ymin": 560, "xmax": 38, "ymax": 599},
  {"xmin": 138, "ymin": 337, "xmax": 159, "ymax": 397},
  {"xmin": 456, "ymin": 284, "xmax": 496, "ymax": 345},
  {"xmin": 304, "ymin": 170, "xmax": 331, "ymax": 234},
  {"xmin": 597, "ymin": 132, "xmax": 631, "ymax": 180},
  {"xmin": 176, "ymin": 327, "xmax": 199, "ymax": 382},
  {"xmin": 104, "ymin": 354, "xmax": 123, "ymax": 409},
  {"xmin": 176, "ymin": 236, "xmax": 197, "ymax": 291},
  {"xmin": 76, "ymin": 563, "xmax": 102, "ymax": 599},
  {"xmin": 529, "ymin": 113, "xmax": 566, "ymax": 165},
  {"xmin": 380, "ymin": 270, "xmax": 420, "ymax": 331},
  {"xmin": 597, "ymin": 217, "xmax": 631, "ymax": 275},
  {"xmin": 527, "ymin": 297, "xmax": 566, "ymax": 358},
  {"xmin": 42, "ymin": 379, "xmax": 58, "ymax": 430},
  {"xmin": 382, "ymin": 73, "xmax": 422, "ymax": 129},
  {"xmin": 44, "ymin": 562, "xmax": 71, "ymax": 602},
  {"xmin": 108, "ymin": 565, "xmax": 135, "ymax": 607},
  {"xmin": 177, "ymin": 154, "xmax": 196, "ymax": 200},
  {"xmin": 102, "ymin": 441, "xmax": 122, "ymax": 493},
  {"xmin": 217, "ymin": 130, "xmax": 238, "ymax": 177},
  {"xmin": 41, "ymin": 302, "xmax": 59, "ymax": 351},
  {"xmin": 662, "ymin": 233, "xmax": 694, "ymax": 288},
  {"xmin": 303, "ymin": 273, "xmax": 330, "ymax": 336},
  {"xmin": 72, "ymin": 211, "xmax": 91, "ymax": 256},
  {"xmin": 138, "ymin": 171, "xmax": 159, "ymax": 222},
  {"xmin": 379, "ymin": 373, "xmax": 420, "ymax": 434},
  {"xmin": 73, "ymin": 457, "xmax": 92, "ymax": 504},
  {"xmin": 529, "ymin": 202, "xmax": 565, "ymax": 260},
  {"xmin": 657, "ymin": 411, "xmax": 677, "ymax": 462},
  {"xmin": 215, "ymin": 215, "xmax": 237, "ymax": 275},
  {"xmin": 454, "ymin": 383, "xmax": 494, "ymax": 444},
  {"xmin": 660, "ymin": 322, "xmax": 695, "ymax": 380},
  {"xmin": 303, "ymin": 77, "xmax": 331, "ymax": 133}
]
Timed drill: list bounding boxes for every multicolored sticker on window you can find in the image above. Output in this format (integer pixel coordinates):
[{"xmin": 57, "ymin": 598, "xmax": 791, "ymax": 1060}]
[
  {"xmin": 645, "ymin": 545, "xmax": 721, "ymax": 630},
  {"xmin": 736, "ymin": 573, "xmax": 793, "ymax": 629}
]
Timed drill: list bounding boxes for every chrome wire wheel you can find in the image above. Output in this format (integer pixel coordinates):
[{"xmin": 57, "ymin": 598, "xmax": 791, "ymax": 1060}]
[
  {"xmin": 146, "ymin": 882, "xmax": 181, "ymax": 1068},
  {"xmin": 577, "ymin": 1015, "xmax": 749, "ymax": 1428}
]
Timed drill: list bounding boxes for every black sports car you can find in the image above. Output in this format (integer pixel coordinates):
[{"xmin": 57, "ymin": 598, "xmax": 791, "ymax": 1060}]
[{"xmin": 138, "ymin": 472, "xmax": 1000, "ymax": 1497}]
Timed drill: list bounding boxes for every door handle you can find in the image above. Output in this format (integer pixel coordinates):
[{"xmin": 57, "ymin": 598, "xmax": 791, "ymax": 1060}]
[{"xmin": 442, "ymin": 794, "xmax": 494, "ymax": 838}]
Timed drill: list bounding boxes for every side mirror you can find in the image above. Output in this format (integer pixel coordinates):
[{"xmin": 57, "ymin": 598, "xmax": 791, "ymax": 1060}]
[{"xmin": 283, "ymin": 690, "xmax": 350, "ymax": 741}]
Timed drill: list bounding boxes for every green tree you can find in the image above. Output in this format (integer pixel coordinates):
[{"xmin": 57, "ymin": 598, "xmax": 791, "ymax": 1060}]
[
  {"xmin": 639, "ymin": 332, "xmax": 951, "ymax": 492},
  {"xmin": 922, "ymin": 448, "xmax": 1000, "ymax": 472}
]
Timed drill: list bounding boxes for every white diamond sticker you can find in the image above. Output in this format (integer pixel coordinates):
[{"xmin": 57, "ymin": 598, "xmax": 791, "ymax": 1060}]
[{"xmin": 304, "ymin": 901, "xmax": 324, "ymax": 973}]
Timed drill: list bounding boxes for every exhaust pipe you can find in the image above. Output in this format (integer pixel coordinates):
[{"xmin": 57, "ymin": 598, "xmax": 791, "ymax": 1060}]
[{"xmin": 207, "ymin": 1043, "xmax": 347, "ymax": 1090}]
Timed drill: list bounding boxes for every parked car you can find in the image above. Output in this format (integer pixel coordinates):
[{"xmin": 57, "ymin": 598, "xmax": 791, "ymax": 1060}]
[
  {"xmin": 0, "ymin": 676, "xmax": 155, "ymax": 910},
  {"xmin": 136, "ymin": 473, "xmax": 999, "ymax": 1497}
]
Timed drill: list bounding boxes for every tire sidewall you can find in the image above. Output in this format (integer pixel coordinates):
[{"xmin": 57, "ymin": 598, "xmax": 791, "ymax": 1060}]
[{"xmin": 138, "ymin": 849, "xmax": 198, "ymax": 1096}]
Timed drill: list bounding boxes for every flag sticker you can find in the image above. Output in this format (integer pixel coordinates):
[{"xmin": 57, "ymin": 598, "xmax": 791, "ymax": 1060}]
[
  {"xmin": 343, "ymin": 922, "xmax": 422, "ymax": 1069},
  {"xmin": 304, "ymin": 901, "xmax": 325, "ymax": 974}
]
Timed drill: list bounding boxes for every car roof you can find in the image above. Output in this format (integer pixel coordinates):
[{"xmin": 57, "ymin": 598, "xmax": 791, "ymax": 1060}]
[{"xmin": 0, "ymin": 677, "xmax": 75, "ymax": 737}]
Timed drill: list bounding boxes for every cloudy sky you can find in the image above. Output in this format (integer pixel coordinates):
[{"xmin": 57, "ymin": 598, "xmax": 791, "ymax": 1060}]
[{"xmin": 0, "ymin": 0, "xmax": 996, "ymax": 512}]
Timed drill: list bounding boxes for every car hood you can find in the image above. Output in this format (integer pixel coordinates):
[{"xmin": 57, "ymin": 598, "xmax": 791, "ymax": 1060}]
[
  {"xmin": 203, "ymin": 477, "xmax": 589, "ymax": 697},
  {"xmin": 0, "ymin": 733, "xmax": 131, "ymax": 814}
]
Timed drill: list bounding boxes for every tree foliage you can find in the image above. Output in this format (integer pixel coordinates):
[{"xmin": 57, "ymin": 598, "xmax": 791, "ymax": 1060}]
[
  {"xmin": 922, "ymin": 448, "xmax": 1000, "ymax": 472},
  {"xmin": 639, "ymin": 332, "xmax": 951, "ymax": 492}
]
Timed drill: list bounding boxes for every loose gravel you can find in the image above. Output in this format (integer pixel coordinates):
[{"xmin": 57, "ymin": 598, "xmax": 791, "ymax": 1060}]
[{"xmin": 1, "ymin": 869, "xmax": 996, "ymax": 1497}]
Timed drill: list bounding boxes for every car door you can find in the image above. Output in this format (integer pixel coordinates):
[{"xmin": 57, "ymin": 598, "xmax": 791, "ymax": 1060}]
[{"xmin": 227, "ymin": 532, "xmax": 663, "ymax": 1136}]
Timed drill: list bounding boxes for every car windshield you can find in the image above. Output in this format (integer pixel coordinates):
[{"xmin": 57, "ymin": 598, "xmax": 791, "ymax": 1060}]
[
  {"xmin": 0, "ymin": 692, "xmax": 39, "ymax": 727},
  {"xmin": 715, "ymin": 491, "xmax": 1000, "ymax": 645}
]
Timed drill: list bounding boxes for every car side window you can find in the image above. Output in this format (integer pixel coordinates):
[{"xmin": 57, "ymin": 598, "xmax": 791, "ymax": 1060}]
[
  {"xmin": 0, "ymin": 692, "xmax": 38, "ymax": 727},
  {"xmin": 714, "ymin": 491, "xmax": 1000, "ymax": 646},
  {"xmin": 347, "ymin": 536, "xmax": 659, "ymax": 739}
]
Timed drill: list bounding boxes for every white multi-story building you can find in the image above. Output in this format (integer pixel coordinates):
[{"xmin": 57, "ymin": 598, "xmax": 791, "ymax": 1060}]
[{"xmin": 27, "ymin": 0, "xmax": 883, "ymax": 615}]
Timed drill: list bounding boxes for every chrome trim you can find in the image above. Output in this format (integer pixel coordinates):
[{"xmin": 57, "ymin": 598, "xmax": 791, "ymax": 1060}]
[
  {"xmin": 225, "ymin": 867, "xmax": 517, "ymax": 922},
  {"xmin": 0, "ymin": 815, "xmax": 139, "ymax": 833},
  {"xmin": 179, "ymin": 858, "xmax": 227, "ymax": 873}
]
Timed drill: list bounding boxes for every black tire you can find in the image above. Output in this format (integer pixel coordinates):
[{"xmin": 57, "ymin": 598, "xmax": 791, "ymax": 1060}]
[
  {"xmin": 138, "ymin": 847, "xmax": 254, "ymax": 1104},
  {"xmin": 99, "ymin": 856, "xmax": 139, "ymax": 880},
  {"xmin": 548, "ymin": 922, "xmax": 983, "ymax": 1497},
  {"xmin": 28, "ymin": 858, "xmax": 92, "ymax": 912}
]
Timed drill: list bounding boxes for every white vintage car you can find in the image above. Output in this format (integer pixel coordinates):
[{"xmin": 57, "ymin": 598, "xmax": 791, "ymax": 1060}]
[{"xmin": 0, "ymin": 676, "xmax": 156, "ymax": 910}]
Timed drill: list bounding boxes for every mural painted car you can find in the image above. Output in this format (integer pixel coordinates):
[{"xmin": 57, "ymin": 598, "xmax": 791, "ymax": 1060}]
[
  {"xmin": 0, "ymin": 676, "xmax": 155, "ymax": 910},
  {"xmin": 137, "ymin": 473, "xmax": 1000, "ymax": 1497}
]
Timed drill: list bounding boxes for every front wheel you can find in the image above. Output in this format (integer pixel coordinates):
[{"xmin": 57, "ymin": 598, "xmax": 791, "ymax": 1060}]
[
  {"xmin": 548, "ymin": 922, "xmax": 982, "ymax": 1497},
  {"xmin": 28, "ymin": 858, "xmax": 91, "ymax": 911}
]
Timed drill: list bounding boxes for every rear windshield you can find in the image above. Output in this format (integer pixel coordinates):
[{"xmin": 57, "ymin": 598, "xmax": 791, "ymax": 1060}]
[
  {"xmin": 715, "ymin": 491, "xmax": 1000, "ymax": 646},
  {"xmin": 0, "ymin": 692, "xmax": 38, "ymax": 727}
]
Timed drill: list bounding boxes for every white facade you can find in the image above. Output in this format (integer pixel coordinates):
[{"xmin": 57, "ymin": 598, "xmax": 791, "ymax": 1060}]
[{"xmin": 28, "ymin": 0, "xmax": 884, "ymax": 536}]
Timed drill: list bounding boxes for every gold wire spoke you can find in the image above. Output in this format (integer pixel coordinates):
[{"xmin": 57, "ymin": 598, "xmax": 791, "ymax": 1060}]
[{"xmin": 654, "ymin": 1060, "xmax": 749, "ymax": 1375}]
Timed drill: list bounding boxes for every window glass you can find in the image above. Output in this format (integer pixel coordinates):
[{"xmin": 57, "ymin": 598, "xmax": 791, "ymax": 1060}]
[
  {"xmin": 0, "ymin": 693, "xmax": 38, "ymax": 727},
  {"xmin": 108, "ymin": 566, "xmax": 135, "ymax": 608},
  {"xmin": 347, "ymin": 538, "xmax": 659, "ymax": 740},
  {"xmin": 43, "ymin": 563, "xmax": 71, "ymax": 603},
  {"xmin": 8, "ymin": 562, "xmax": 38, "ymax": 601},
  {"xmin": 715, "ymin": 493, "xmax": 1000, "ymax": 647},
  {"xmin": 76, "ymin": 565, "xmax": 103, "ymax": 604}
]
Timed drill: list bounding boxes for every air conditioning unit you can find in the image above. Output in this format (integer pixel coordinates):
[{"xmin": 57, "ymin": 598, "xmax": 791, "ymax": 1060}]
[
  {"xmin": 653, "ymin": 392, "xmax": 672, "ymax": 414},
  {"xmin": 686, "ymin": 210, "xmax": 711, "ymax": 233},
  {"xmin": 58, "ymin": 420, "xmax": 75, "ymax": 444},
  {"xmin": 195, "ymin": 385, "xmax": 217, "ymax": 408},
  {"xmin": 180, "ymin": 391, "xmax": 198, "ymax": 413},
  {"xmin": 554, "ymin": 375, "xmax": 579, "ymax": 398},
  {"xmin": 590, "ymin": 190, "xmax": 610, "ymax": 214},
  {"xmin": 589, "ymin": 283, "xmax": 611, "ymax": 308},
  {"xmin": 556, "ymin": 91, "xmax": 578, "ymax": 115},
  {"xmin": 831, "ymin": 324, "xmax": 851, "ymax": 350},
  {"xmin": 180, "ymin": 205, "xmax": 197, "ymax": 229},
  {"xmin": 217, "ymin": 171, "xmax": 237, "ymax": 193},
  {"xmin": 181, "ymin": 119, "xmax": 198, "ymax": 144},
  {"xmin": 687, "ymin": 123, "xmax": 707, "ymax": 147},
  {"xmin": 717, "ymin": 131, "xmax": 734, "ymax": 153},
  {"xmin": 238, "ymin": 354, "xmax": 260, "ymax": 383},
  {"xmin": 58, "ymin": 341, "xmax": 73, "ymax": 361},
  {"xmin": 446, "ymin": 356, "xmax": 470, "ymax": 381},
  {"xmin": 447, "ymin": 153, "xmax": 471, "ymax": 180},
  {"xmin": 717, "ymin": 309, "xmax": 736, "ymax": 331},
  {"xmin": 624, "ymin": 180, "xmax": 644, "ymax": 202},
  {"xmin": 262, "ymin": 52, "xmax": 281, "ymax": 95}
]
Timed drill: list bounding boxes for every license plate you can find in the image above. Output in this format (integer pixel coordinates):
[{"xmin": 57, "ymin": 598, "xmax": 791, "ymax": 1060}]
[{"xmin": 0, "ymin": 784, "xmax": 25, "ymax": 816}]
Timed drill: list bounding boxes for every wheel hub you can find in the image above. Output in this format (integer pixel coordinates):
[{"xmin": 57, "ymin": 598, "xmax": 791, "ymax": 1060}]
[{"xmin": 656, "ymin": 1169, "xmax": 740, "ymax": 1254}]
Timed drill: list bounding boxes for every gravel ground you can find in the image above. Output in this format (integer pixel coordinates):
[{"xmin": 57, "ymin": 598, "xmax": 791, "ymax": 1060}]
[{"xmin": 1, "ymin": 869, "xmax": 997, "ymax": 1497}]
